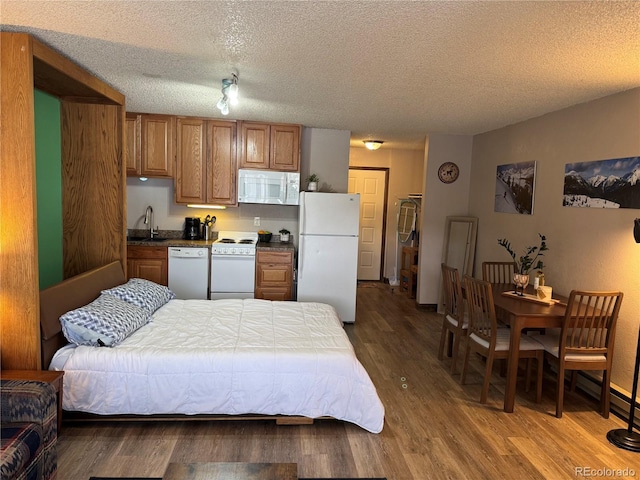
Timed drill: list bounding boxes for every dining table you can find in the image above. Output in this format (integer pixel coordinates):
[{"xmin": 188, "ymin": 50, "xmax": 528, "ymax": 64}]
[{"xmin": 491, "ymin": 283, "xmax": 569, "ymax": 413}]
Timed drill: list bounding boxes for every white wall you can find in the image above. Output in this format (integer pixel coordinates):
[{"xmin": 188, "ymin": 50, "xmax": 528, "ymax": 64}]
[
  {"xmin": 417, "ymin": 134, "xmax": 474, "ymax": 304},
  {"xmin": 468, "ymin": 87, "xmax": 640, "ymax": 396},
  {"xmin": 301, "ymin": 127, "xmax": 350, "ymax": 193}
]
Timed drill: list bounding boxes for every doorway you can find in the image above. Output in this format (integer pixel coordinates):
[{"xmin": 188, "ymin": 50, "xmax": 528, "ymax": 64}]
[{"xmin": 348, "ymin": 168, "xmax": 389, "ymax": 281}]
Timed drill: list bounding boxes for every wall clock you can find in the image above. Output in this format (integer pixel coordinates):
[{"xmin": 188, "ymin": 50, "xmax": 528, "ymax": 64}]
[{"xmin": 437, "ymin": 162, "xmax": 460, "ymax": 184}]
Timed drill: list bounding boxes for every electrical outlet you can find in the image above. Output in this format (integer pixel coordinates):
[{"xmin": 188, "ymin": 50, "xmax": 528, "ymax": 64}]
[{"xmin": 254, "ymin": 217, "xmax": 260, "ymax": 226}]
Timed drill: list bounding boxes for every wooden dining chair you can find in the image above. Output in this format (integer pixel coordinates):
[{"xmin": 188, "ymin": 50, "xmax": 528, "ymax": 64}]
[
  {"xmin": 461, "ymin": 275, "xmax": 544, "ymax": 404},
  {"xmin": 482, "ymin": 261, "xmax": 518, "ymax": 327},
  {"xmin": 438, "ymin": 263, "xmax": 468, "ymax": 374},
  {"xmin": 482, "ymin": 261, "xmax": 517, "ymax": 284},
  {"xmin": 531, "ymin": 290, "xmax": 623, "ymax": 418}
]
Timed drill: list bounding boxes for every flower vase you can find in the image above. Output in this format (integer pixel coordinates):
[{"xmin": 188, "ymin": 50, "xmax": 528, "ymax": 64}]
[{"xmin": 513, "ymin": 273, "xmax": 530, "ymax": 296}]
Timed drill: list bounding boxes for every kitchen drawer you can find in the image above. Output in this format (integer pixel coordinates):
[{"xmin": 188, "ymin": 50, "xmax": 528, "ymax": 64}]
[
  {"xmin": 255, "ymin": 287, "xmax": 292, "ymax": 301},
  {"xmin": 127, "ymin": 245, "xmax": 168, "ymax": 259},
  {"xmin": 256, "ymin": 263, "xmax": 291, "ymax": 286},
  {"xmin": 256, "ymin": 251, "xmax": 293, "ymax": 264}
]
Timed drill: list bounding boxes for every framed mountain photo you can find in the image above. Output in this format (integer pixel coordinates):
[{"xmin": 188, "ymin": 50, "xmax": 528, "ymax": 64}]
[
  {"xmin": 563, "ymin": 156, "xmax": 640, "ymax": 209},
  {"xmin": 494, "ymin": 161, "xmax": 536, "ymax": 215}
]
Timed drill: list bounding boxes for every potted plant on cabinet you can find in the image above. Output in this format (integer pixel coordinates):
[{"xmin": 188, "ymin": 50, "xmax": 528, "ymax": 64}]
[
  {"xmin": 306, "ymin": 173, "xmax": 319, "ymax": 191},
  {"xmin": 279, "ymin": 228, "xmax": 290, "ymax": 243}
]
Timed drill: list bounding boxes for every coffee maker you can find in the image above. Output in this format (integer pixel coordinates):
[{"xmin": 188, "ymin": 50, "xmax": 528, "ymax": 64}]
[{"xmin": 184, "ymin": 217, "xmax": 201, "ymax": 240}]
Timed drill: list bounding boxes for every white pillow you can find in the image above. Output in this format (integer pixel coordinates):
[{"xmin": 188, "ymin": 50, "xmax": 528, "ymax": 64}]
[
  {"xmin": 101, "ymin": 278, "xmax": 175, "ymax": 314},
  {"xmin": 60, "ymin": 293, "xmax": 151, "ymax": 347}
]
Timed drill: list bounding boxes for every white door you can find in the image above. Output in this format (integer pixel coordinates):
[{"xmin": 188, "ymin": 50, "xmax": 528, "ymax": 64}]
[{"xmin": 348, "ymin": 169, "xmax": 386, "ymax": 281}]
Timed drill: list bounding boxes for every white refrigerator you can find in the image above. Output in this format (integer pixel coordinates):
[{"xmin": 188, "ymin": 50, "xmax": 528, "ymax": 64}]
[{"xmin": 297, "ymin": 192, "xmax": 360, "ymax": 323}]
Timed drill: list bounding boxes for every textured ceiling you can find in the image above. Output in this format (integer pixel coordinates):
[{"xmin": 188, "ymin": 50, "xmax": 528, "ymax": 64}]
[{"xmin": 2, "ymin": 1, "xmax": 639, "ymax": 150}]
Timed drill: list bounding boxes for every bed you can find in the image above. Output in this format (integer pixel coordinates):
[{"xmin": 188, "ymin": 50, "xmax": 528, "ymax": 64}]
[{"xmin": 40, "ymin": 261, "xmax": 384, "ymax": 433}]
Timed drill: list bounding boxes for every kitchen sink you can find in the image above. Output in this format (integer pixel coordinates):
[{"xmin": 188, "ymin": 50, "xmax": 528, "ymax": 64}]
[{"xmin": 128, "ymin": 236, "xmax": 168, "ymax": 242}]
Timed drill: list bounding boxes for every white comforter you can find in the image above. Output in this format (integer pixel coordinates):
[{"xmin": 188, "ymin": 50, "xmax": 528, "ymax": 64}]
[{"xmin": 50, "ymin": 299, "xmax": 384, "ymax": 433}]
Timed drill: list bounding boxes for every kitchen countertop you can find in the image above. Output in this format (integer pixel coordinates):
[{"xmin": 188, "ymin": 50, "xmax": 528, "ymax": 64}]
[
  {"xmin": 127, "ymin": 238, "xmax": 215, "ymax": 248},
  {"xmin": 257, "ymin": 241, "xmax": 295, "ymax": 252},
  {"xmin": 127, "ymin": 229, "xmax": 215, "ymax": 248},
  {"xmin": 127, "ymin": 230, "xmax": 295, "ymax": 251}
]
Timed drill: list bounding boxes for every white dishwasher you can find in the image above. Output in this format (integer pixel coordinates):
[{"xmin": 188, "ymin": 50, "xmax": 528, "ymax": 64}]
[{"xmin": 168, "ymin": 247, "xmax": 209, "ymax": 300}]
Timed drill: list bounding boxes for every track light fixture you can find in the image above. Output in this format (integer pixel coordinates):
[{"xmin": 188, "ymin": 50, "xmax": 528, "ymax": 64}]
[
  {"xmin": 363, "ymin": 140, "xmax": 384, "ymax": 150},
  {"xmin": 216, "ymin": 72, "xmax": 239, "ymax": 116}
]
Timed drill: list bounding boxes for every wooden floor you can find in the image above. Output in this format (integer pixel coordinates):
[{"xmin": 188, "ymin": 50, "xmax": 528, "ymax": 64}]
[{"xmin": 58, "ymin": 283, "xmax": 640, "ymax": 479}]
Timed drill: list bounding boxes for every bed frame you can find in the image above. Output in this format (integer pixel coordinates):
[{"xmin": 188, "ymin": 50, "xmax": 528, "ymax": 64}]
[
  {"xmin": 40, "ymin": 261, "xmax": 126, "ymax": 370},
  {"xmin": 39, "ymin": 261, "xmax": 314, "ymax": 426}
]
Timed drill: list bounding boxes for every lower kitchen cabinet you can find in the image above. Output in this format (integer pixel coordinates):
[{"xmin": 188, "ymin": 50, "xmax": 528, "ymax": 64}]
[
  {"xmin": 127, "ymin": 245, "xmax": 168, "ymax": 286},
  {"xmin": 255, "ymin": 250, "xmax": 293, "ymax": 301}
]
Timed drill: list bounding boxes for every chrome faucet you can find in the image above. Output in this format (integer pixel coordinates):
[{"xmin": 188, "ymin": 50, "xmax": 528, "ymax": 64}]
[{"xmin": 143, "ymin": 205, "xmax": 158, "ymax": 238}]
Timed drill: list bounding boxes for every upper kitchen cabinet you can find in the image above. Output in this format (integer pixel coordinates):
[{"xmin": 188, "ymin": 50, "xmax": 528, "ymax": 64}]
[
  {"xmin": 238, "ymin": 121, "xmax": 300, "ymax": 172},
  {"xmin": 125, "ymin": 113, "xmax": 141, "ymax": 175},
  {"xmin": 270, "ymin": 123, "xmax": 301, "ymax": 171},
  {"xmin": 126, "ymin": 113, "xmax": 175, "ymax": 177},
  {"xmin": 175, "ymin": 118, "xmax": 237, "ymax": 206},
  {"xmin": 206, "ymin": 120, "xmax": 237, "ymax": 205}
]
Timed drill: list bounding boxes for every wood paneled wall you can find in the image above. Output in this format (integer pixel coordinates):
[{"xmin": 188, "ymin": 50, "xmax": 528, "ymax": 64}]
[
  {"xmin": 0, "ymin": 33, "xmax": 41, "ymax": 370},
  {"xmin": 61, "ymin": 102, "xmax": 126, "ymax": 278}
]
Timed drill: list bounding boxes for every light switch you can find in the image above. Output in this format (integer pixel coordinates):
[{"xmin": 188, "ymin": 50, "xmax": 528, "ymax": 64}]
[{"xmin": 254, "ymin": 217, "xmax": 261, "ymax": 226}]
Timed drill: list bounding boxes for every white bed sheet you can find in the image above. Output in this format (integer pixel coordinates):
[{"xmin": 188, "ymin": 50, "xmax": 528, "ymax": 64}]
[{"xmin": 50, "ymin": 299, "xmax": 385, "ymax": 433}]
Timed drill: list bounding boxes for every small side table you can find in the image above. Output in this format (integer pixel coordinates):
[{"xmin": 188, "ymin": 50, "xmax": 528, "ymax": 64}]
[
  {"xmin": 1, "ymin": 370, "xmax": 64, "ymax": 432},
  {"xmin": 400, "ymin": 246, "xmax": 419, "ymax": 298},
  {"xmin": 163, "ymin": 462, "xmax": 297, "ymax": 480}
]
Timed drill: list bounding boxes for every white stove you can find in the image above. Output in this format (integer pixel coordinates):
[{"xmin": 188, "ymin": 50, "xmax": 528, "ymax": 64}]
[
  {"xmin": 210, "ymin": 231, "xmax": 258, "ymax": 300},
  {"xmin": 211, "ymin": 231, "xmax": 258, "ymax": 255}
]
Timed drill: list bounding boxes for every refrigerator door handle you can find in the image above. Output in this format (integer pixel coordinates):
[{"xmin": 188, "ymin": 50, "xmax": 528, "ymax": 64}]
[
  {"xmin": 299, "ymin": 195, "xmax": 305, "ymax": 235},
  {"xmin": 298, "ymin": 238, "xmax": 304, "ymax": 279}
]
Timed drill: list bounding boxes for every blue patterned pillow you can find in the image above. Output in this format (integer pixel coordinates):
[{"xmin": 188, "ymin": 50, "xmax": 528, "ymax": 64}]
[
  {"xmin": 60, "ymin": 293, "xmax": 151, "ymax": 347},
  {"xmin": 101, "ymin": 278, "xmax": 175, "ymax": 314}
]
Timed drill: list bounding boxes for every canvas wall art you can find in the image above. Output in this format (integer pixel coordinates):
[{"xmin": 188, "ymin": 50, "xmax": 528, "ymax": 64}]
[
  {"xmin": 494, "ymin": 161, "xmax": 536, "ymax": 215},
  {"xmin": 563, "ymin": 156, "xmax": 640, "ymax": 209}
]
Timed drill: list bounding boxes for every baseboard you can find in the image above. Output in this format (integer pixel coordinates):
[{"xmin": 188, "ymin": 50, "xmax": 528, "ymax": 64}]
[
  {"xmin": 568, "ymin": 371, "xmax": 637, "ymax": 428},
  {"xmin": 417, "ymin": 303, "xmax": 437, "ymax": 311}
]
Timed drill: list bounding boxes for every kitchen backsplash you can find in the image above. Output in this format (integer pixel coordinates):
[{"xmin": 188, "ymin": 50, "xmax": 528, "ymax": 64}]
[{"xmin": 126, "ymin": 177, "xmax": 299, "ymax": 241}]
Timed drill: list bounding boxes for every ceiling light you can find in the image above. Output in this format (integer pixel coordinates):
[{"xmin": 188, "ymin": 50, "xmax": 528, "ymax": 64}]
[
  {"xmin": 228, "ymin": 82, "xmax": 239, "ymax": 106},
  {"xmin": 220, "ymin": 100, "xmax": 229, "ymax": 116},
  {"xmin": 364, "ymin": 140, "xmax": 384, "ymax": 150},
  {"xmin": 217, "ymin": 72, "xmax": 239, "ymax": 115}
]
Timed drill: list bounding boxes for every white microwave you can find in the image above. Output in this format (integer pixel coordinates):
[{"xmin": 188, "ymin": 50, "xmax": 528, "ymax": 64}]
[{"xmin": 237, "ymin": 169, "xmax": 300, "ymax": 205}]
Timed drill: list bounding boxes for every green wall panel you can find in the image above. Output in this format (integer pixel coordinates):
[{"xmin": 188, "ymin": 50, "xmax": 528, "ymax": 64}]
[{"xmin": 35, "ymin": 89, "xmax": 63, "ymax": 289}]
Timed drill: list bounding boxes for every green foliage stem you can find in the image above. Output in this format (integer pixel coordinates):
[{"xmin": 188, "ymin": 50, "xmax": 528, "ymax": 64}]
[{"xmin": 497, "ymin": 233, "xmax": 548, "ymax": 274}]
